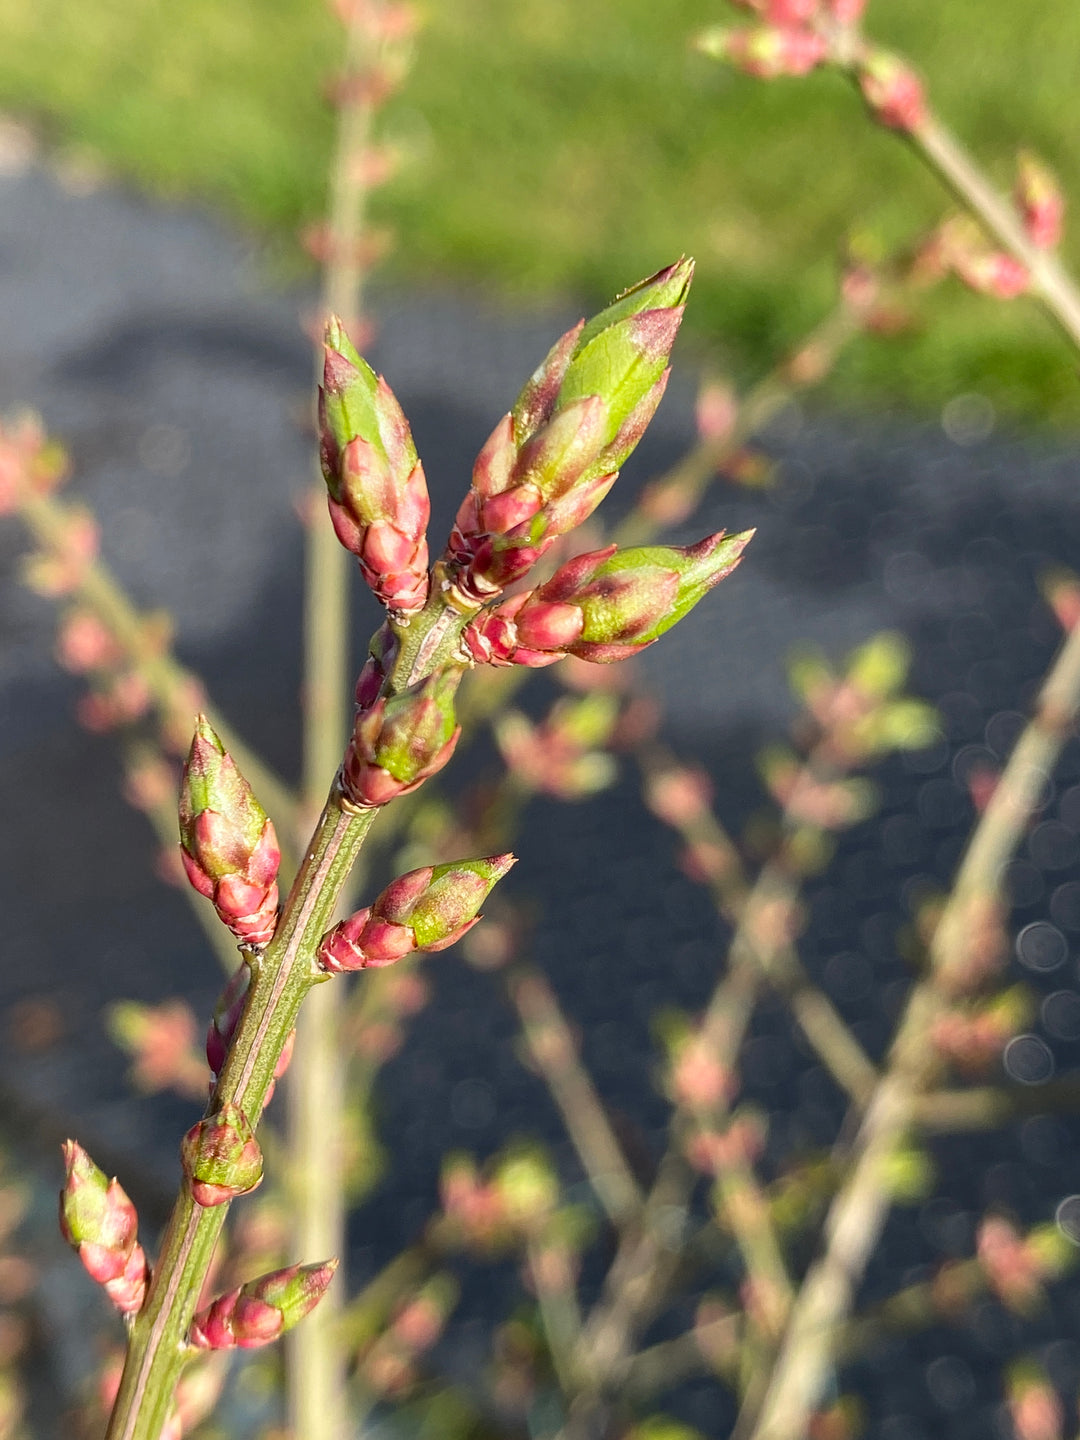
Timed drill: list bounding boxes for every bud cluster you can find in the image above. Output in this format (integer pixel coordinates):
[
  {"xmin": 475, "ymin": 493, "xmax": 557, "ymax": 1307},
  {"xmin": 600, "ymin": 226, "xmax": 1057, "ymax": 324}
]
[
  {"xmin": 59, "ymin": 1141, "xmax": 149, "ymax": 1315},
  {"xmin": 317, "ymin": 854, "xmax": 515, "ymax": 973},
  {"xmin": 179, "ymin": 717, "xmax": 281, "ymax": 947}
]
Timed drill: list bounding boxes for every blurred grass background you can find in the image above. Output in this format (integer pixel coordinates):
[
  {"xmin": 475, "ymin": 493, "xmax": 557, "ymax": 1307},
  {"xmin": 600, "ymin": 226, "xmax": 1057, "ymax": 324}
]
[{"xmin": 1, "ymin": 0, "xmax": 1078, "ymax": 422}]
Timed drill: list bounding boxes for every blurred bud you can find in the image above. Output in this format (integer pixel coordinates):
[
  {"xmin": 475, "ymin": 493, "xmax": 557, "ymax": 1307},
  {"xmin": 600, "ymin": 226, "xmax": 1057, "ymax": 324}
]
[
  {"xmin": 318, "ymin": 854, "xmax": 516, "ymax": 972},
  {"xmin": 181, "ymin": 1104, "xmax": 263, "ymax": 1208},
  {"xmin": 644, "ymin": 766, "xmax": 714, "ymax": 828},
  {"xmin": 695, "ymin": 26, "xmax": 828, "ymax": 79},
  {"xmin": 977, "ymin": 1216, "xmax": 1045, "ymax": 1313},
  {"xmin": 494, "ymin": 694, "xmax": 620, "ymax": 799},
  {"xmin": 56, "ymin": 609, "xmax": 122, "ymax": 673},
  {"xmin": 1007, "ymin": 1365, "xmax": 1063, "ymax": 1440},
  {"xmin": 108, "ymin": 999, "xmax": 207, "ymax": 1099},
  {"xmin": 320, "ymin": 317, "xmax": 430, "ymax": 614},
  {"xmin": 493, "ymin": 1149, "xmax": 559, "ymax": 1229},
  {"xmin": 1016, "ymin": 152, "xmax": 1065, "ymax": 251},
  {"xmin": 179, "ymin": 717, "xmax": 281, "ymax": 947},
  {"xmin": 695, "ymin": 380, "xmax": 738, "ymax": 445},
  {"xmin": 857, "ymin": 51, "xmax": 927, "ymax": 131},
  {"xmin": 1042, "ymin": 567, "xmax": 1080, "ymax": 633},
  {"xmin": 341, "ymin": 668, "xmax": 461, "ymax": 808},
  {"xmin": 190, "ymin": 1260, "xmax": 337, "ymax": 1350},
  {"xmin": 440, "ymin": 1154, "xmax": 508, "ymax": 1250}
]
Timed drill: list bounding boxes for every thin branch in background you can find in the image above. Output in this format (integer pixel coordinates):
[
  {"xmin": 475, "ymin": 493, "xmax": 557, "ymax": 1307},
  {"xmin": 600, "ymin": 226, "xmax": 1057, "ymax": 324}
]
[
  {"xmin": 510, "ymin": 966, "xmax": 644, "ymax": 1229},
  {"xmin": 13, "ymin": 475, "xmax": 297, "ymax": 845},
  {"xmin": 743, "ymin": 615, "xmax": 1080, "ymax": 1440},
  {"xmin": 288, "ymin": 4, "xmax": 418, "ymax": 1437}
]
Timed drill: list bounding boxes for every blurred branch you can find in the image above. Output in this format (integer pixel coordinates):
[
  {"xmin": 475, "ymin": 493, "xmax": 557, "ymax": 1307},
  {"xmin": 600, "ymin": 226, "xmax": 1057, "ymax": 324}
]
[{"xmin": 743, "ymin": 615, "xmax": 1080, "ymax": 1440}]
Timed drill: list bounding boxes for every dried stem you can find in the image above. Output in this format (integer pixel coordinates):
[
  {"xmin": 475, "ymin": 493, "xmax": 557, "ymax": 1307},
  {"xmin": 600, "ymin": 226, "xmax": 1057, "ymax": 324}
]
[{"xmin": 743, "ymin": 616, "xmax": 1080, "ymax": 1440}]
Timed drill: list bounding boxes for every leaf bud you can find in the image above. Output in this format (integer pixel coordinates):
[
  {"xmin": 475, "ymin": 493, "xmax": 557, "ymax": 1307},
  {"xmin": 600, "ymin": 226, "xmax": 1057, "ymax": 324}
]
[
  {"xmin": 59, "ymin": 1141, "xmax": 149, "ymax": 1314},
  {"xmin": 340, "ymin": 669, "xmax": 462, "ymax": 809},
  {"xmin": 190, "ymin": 1260, "xmax": 338, "ymax": 1350},
  {"xmin": 179, "ymin": 717, "xmax": 281, "ymax": 947},
  {"xmin": 443, "ymin": 262, "xmax": 693, "ymax": 607},
  {"xmin": 181, "ymin": 1103, "xmax": 263, "ymax": 1208},
  {"xmin": 318, "ymin": 854, "xmax": 516, "ymax": 973},
  {"xmin": 464, "ymin": 530, "xmax": 753, "ymax": 666},
  {"xmin": 319, "ymin": 317, "xmax": 431, "ymax": 614}
]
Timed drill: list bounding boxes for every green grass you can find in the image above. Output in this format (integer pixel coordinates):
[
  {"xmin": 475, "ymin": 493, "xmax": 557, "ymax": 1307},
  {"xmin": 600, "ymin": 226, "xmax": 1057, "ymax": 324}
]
[{"xmin": 1, "ymin": 0, "xmax": 1079, "ymax": 422}]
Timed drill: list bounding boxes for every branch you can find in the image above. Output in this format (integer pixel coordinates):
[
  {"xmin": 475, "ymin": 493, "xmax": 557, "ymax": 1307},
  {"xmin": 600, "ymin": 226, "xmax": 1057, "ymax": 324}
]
[{"xmin": 743, "ymin": 616, "xmax": 1080, "ymax": 1440}]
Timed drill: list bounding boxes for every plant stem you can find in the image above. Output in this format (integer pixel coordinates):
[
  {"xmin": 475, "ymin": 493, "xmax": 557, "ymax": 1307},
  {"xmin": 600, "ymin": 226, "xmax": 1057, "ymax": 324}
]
[
  {"xmin": 742, "ymin": 616, "xmax": 1080, "ymax": 1440},
  {"xmin": 912, "ymin": 116, "xmax": 1080, "ymax": 353},
  {"xmin": 286, "ymin": 0, "xmax": 376, "ymax": 1421},
  {"xmin": 106, "ymin": 796, "xmax": 378, "ymax": 1440}
]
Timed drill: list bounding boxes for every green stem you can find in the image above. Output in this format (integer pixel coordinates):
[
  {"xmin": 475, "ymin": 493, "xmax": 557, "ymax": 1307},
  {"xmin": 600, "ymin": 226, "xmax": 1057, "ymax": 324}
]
[{"xmin": 106, "ymin": 797, "xmax": 377, "ymax": 1440}]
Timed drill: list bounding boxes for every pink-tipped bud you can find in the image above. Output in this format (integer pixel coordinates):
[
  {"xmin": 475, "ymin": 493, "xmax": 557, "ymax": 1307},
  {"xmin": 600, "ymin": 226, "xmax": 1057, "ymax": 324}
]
[
  {"xmin": 190, "ymin": 1259, "xmax": 338, "ymax": 1350},
  {"xmin": 181, "ymin": 1104, "xmax": 263, "ymax": 1208},
  {"xmin": 956, "ymin": 250, "xmax": 1030, "ymax": 300},
  {"xmin": 858, "ymin": 50, "xmax": 927, "ymax": 131},
  {"xmin": 318, "ymin": 854, "xmax": 516, "ymax": 973},
  {"xmin": 827, "ymin": 0, "xmax": 865, "ymax": 22},
  {"xmin": 179, "ymin": 717, "xmax": 281, "ymax": 947},
  {"xmin": 464, "ymin": 530, "xmax": 753, "ymax": 667},
  {"xmin": 56, "ymin": 609, "xmax": 122, "ymax": 673},
  {"xmin": 59, "ymin": 1141, "xmax": 149, "ymax": 1314},
  {"xmin": 696, "ymin": 25, "xmax": 828, "ymax": 79},
  {"xmin": 341, "ymin": 668, "xmax": 462, "ymax": 809},
  {"xmin": 320, "ymin": 318, "xmax": 430, "ymax": 614},
  {"xmin": 206, "ymin": 965, "xmax": 251, "ymax": 1076},
  {"xmin": 1016, "ymin": 152, "xmax": 1065, "ymax": 250},
  {"xmin": 443, "ymin": 262, "xmax": 692, "ymax": 607}
]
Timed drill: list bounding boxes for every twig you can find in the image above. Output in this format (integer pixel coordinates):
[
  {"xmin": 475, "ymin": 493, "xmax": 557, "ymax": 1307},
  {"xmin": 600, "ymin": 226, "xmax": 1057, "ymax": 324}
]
[
  {"xmin": 287, "ymin": 5, "xmax": 414, "ymax": 1433},
  {"xmin": 510, "ymin": 966, "xmax": 643, "ymax": 1227},
  {"xmin": 914, "ymin": 1079, "xmax": 1080, "ymax": 1133},
  {"xmin": 742, "ymin": 616, "xmax": 1080, "ymax": 1440},
  {"xmin": 527, "ymin": 1234, "xmax": 585, "ymax": 1397},
  {"xmin": 911, "ymin": 116, "xmax": 1080, "ymax": 353},
  {"xmin": 16, "ymin": 486, "xmax": 298, "ymax": 842}
]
